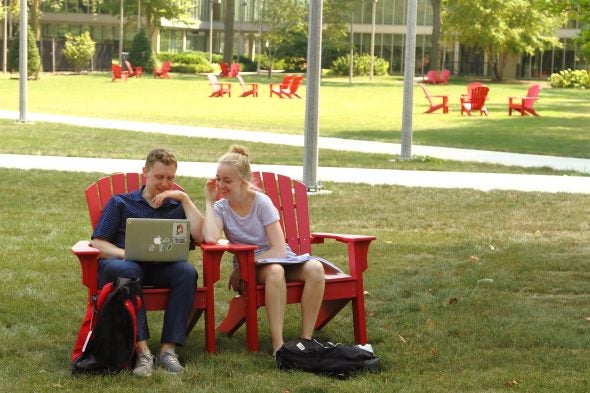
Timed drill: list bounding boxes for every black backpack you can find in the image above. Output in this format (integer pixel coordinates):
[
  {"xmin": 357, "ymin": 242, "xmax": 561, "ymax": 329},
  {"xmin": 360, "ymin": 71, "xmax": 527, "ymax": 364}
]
[
  {"xmin": 71, "ymin": 277, "xmax": 142, "ymax": 374},
  {"xmin": 275, "ymin": 338, "xmax": 381, "ymax": 379}
]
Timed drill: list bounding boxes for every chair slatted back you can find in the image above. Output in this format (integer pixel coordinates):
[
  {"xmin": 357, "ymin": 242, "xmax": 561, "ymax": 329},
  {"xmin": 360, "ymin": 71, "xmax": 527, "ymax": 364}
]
[
  {"xmin": 524, "ymin": 84, "xmax": 541, "ymax": 110},
  {"xmin": 470, "ymin": 86, "xmax": 489, "ymax": 110},
  {"xmin": 465, "ymin": 82, "xmax": 483, "ymax": 99},
  {"xmin": 426, "ymin": 70, "xmax": 438, "ymax": 82},
  {"xmin": 420, "ymin": 84, "xmax": 434, "ymax": 105},
  {"xmin": 85, "ymin": 173, "xmax": 183, "ymax": 230},
  {"xmin": 289, "ymin": 76, "xmax": 304, "ymax": 95},
  {"xmin": 253, "ymin": 172, "xmax": 312, "ymax": 255}
]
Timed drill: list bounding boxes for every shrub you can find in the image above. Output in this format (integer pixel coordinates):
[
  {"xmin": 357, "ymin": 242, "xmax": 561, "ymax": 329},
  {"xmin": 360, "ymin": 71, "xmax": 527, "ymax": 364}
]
[
  {"xmin": 128, "ymin": 28, "xmax": 156, "ymax": 73},
  {"xmin": 549, "ymin": 69, "xmax": 590, "ymax": 88},
  {"xmin": 330, "ymin": 54, "xmax": 389, "ymax": 76},
  {"xmin": 283, "ymin": 56, "xmax": 307, "ymax": 72},
  {"xmin": 8, "ymin": 25, "xmax": 41, "ymax": 79},
  {"xmin": 62, "ymin": 31, "xmax": 95, "ymax": 73},
  {"xmin": 156, "ymin": 51, "xmax": 214, "ymax": 73}
]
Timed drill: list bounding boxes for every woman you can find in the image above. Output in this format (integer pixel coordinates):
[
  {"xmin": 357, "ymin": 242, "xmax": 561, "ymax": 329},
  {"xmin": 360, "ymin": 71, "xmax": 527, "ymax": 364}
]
[{"xmin": 202, "ymin": 145, "xmax": 326, "ymax": 356}]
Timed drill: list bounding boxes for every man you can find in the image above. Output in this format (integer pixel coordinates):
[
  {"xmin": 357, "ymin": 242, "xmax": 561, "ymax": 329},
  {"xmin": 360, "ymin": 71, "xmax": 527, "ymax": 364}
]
[{"xmin": 90, "ymin": 148, "xmax": 204, "ymax": 377}]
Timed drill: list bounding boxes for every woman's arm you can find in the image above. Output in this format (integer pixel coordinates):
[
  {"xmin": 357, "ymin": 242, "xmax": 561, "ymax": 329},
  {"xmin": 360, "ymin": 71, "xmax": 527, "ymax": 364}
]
[
  {"xmin": 202, "ymin": 178, "xmax": 224, "ymax": 244},
  {"xmin": 151, "ymin": 189, "xmax": 205, "ymax": 243},
  {"xmin": 255, "ymin": 220, "xmax": 287, "ymax": 261}
]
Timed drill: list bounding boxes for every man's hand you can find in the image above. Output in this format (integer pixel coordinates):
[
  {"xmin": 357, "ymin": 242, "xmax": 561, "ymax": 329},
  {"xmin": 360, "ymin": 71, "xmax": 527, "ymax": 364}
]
[{"xmin": 151, "ymin": 190, "xmax": 186, "ymax": 208}]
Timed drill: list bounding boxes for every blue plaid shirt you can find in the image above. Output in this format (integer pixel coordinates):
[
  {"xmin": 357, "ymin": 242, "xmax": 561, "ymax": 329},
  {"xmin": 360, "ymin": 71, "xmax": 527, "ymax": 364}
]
[{"xmin": 92, "ymin": 187, "xmax": 186, "ymax": 249}]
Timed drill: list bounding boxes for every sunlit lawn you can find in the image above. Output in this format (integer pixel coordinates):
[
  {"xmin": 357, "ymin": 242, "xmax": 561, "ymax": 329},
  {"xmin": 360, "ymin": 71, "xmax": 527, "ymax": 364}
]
[{"xmin": 0, "ymin": 72, "xmax": 589, "ymax": 158}]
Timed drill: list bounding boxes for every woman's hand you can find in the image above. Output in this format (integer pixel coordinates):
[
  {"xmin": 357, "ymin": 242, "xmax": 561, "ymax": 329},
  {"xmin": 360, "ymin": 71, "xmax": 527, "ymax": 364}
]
[{"xmin": 204, "ymin": 178, "xmax": 218, "ymax": 202}]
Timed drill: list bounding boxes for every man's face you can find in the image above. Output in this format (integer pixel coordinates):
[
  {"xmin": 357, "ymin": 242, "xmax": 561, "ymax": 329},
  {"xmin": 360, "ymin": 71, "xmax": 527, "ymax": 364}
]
[{"xmin": 143, "ymin": 161, "xmax": 177, "ymax": 196}]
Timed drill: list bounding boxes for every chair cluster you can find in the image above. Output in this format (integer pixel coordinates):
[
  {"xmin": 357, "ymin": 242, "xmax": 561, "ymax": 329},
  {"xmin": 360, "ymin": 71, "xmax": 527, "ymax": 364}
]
[
  {"xmin": 422, "ymin": 69, "xmax": 450, "ymax": 84},
  {"xmin": 72, "ymin": 172, "xmax": 375, "ymax": 353},
  {"xmin": 421, "ymin": 82, "xmax": 541, "ymax": 117},
  {"xmin": 111, "ymin": 60, "xmax": 171, "ymax": 82}
]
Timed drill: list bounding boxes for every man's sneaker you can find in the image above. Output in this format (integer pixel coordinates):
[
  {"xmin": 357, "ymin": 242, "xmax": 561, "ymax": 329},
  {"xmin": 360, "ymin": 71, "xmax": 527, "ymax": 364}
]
[
  {"xmin": 158, "ymin": 351, "xmax": 184, "ymax": 374},
  {"xmin": 133, "ymin": 352, "xmax": 155, "ymax": 377}
]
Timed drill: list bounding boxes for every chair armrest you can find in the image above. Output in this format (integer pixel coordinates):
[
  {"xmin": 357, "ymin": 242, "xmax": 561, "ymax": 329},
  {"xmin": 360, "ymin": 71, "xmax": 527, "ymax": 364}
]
[
  {"xmin": 71, "ymin": 240, "xmax": 100, "ymax": 300},
  {"xmin": 200, "ymin": 243, "xmax": 258, "ymax": 285},
  {"xmin": 310, "ymin": 233, "xmax": 376, "ymax": 276}
]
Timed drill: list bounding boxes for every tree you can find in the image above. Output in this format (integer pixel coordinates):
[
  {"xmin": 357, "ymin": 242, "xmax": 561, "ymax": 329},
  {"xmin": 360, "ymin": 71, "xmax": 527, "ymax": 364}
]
[
  {"xmin": 128, "ymin": 28, "xmax": 156, "ymax": 73},
  {"xmin": 429, "ymin": 0, "xmax": 442, "ymax": 70},
  {"xmin": 223, "ymin": 0, "xmax": 235, "ymax": 63},
  {"xmin": 443, "ymin": 0, "xmax": 563, "ymax": 81},
  {"xmin": 535, "ymin": 0, "xmax": 590, "ymax": 64},
  {"xmin": 63, "ymin": 31, "xmax": 96, "ymax": 73},
  {"xmin": 260, "ymin": 0, "xmax": 306, "ymax": 77},
  {"xmin": 8, "ymin": 24, "xmax": 41, "ymax": 79}
]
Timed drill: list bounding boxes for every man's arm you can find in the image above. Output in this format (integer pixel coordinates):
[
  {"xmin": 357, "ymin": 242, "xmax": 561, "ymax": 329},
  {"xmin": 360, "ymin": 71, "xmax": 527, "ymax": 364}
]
[{"xmin": 90, "ymin": 238, "xmax": 125, "ymax": 260}]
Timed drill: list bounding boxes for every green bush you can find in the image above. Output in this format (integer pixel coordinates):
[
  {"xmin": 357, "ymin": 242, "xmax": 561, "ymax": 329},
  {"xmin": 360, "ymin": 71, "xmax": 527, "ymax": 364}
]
[
  {"xmin": 62, "ymin": 31, "xmax": 95, "ymax": 73},
  {"xmin": 156, "ymin": 51, "xmax": 214, "ymax": 73},
  {"xmin": 330, "ymin": 54, "xmax": 389, "ymax": 76},
  {"xmin": 128, "ymin": 28, "xmax": 156, "ymax": 73},
  {"xmin": 283, "ymin": 56, "xmax": 307, "ymax": 72},
  {"xmin": 259, "ymin": 54, "xmax": 286, "ymax": 71},
  {"xmin": 8, "ymin": 25, "xmax": 41, "ymax": 79},
  {"xmin": 549, "ymin": 69, "xmax": 590, "ymax": 88}
]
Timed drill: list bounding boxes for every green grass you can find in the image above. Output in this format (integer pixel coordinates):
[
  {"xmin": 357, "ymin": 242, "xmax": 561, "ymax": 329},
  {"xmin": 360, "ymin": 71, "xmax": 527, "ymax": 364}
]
[
  {"xmin": 0, "ymin": 72, "xmax": 589, "ymax": 158},
  {"xmin": 2, "ymin": 168, "xmax": 590, "ymax": 392}
]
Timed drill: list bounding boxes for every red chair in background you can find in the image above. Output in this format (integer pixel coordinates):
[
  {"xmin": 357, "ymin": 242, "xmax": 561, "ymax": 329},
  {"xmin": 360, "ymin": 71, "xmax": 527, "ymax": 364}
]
[
  {"xmin": 460, "ymin": 82, "xmax": 484, "ymax": 109},
  {"xmin": 111, "ymin": 64, "xmax": 128, "ymax": 82},
  {"xmin": 237, "ymin": 75, "xmax": 258, "ymax": 97},
  {"xmin": 124, "ymin": 60, "xmax": 142, "ymax": 78},
  {"xmin": 420, "ymin": 84, "xmax": 448, "ymax": 114},
  {"xmin": 508, "ymin": 84, "xmax": 541, "ymax": 116},
  {"xmin": 437, "ymin": 69, "xmax": 450, "ymax": 84},
  {"xmin": 216, "ymin": 172, "xmax": 376, "ymax": 352},
  {"xmin": 230, "ymin": 62, "xmax": 240, "ymax": 77},
  {"xmin": 461, "ymin": 85, "xmax": 490, "ymax": 116},
  {"xmin": 219, "ymin": 61, "xmax": 230, "ymax": 78},
  {"xmin": 208, "ymin": 74, "xmax": 232, "ymax": 97},
  {"xmin": 71, "ymin": 173, "xmax": 232, "ymax": 353},
  {"xmin": 154, "ymin": 60, "xmax": 171, "ymax": 78},
  {"xmin": 270, "ymin": 75, "xmax": 294, "ymax": 98},
  {"xmin": 422, "ymin": 70, "xmax": 438, "ymax": 84}
]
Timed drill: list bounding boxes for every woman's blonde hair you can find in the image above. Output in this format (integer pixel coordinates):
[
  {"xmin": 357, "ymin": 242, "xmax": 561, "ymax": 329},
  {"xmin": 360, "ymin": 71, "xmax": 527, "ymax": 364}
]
[{"xmin": 218, "ymin": 145, "xmax": 252, "ymax": 184}]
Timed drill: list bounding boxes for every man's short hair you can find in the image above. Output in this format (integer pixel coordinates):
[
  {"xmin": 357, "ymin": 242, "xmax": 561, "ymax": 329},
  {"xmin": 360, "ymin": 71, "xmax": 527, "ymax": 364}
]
[{"xmin": 145, "ymin": 148, "xmax": 178, "ymax": 170}]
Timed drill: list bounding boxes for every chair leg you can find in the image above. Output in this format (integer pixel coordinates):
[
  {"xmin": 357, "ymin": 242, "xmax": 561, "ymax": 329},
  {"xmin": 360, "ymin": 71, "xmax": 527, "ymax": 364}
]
[
  {"xmin": 216, "ymin": 296, "xmax": 247, "ymax": 335},
  {"xmin": 314, "ymin": 300, "xmax": 350, "ymax": 330}
]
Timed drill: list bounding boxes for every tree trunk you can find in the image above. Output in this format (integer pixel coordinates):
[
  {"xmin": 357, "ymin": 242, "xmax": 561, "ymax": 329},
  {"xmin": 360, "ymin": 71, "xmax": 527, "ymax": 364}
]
[
  {"xmin": 30, "ymin": 0, "xmax": 42, "ymax": 40},
  {"xmin": 224, "ymin": 0, "xmax": 235, "ymax": 63},
  {"xmin": 429, "ymin": 0, "xmax": 441, "ymax": 70}
]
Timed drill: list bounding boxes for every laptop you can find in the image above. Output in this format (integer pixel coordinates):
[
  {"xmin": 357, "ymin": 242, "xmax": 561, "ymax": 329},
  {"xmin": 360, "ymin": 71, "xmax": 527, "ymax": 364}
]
[{"xmin": 124, "ymin": 218, "xmax": 191, "ymax": 262}]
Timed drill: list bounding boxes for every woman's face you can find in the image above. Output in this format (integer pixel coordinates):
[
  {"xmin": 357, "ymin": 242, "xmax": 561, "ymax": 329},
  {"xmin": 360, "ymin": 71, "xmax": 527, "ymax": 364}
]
[{"xmin": 215, "ymin": 164, "xmax": 244, "ymax": 198}]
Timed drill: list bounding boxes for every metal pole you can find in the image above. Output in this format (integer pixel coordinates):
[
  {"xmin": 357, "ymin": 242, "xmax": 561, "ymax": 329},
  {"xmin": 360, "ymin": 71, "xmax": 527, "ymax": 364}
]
[
  {"xmin": 3, "ymin": 0, "xmax": 7, "ymax": 73},
  {"xmin": 256, "ymin": 0, "xmax": 261, "ymax": 74},
  {"xmin": 303, "ymin": 0, "xmax": 323, "ymax": 191},
  {"xmin": 348, "ymin": 9, "xmax": 353, "ymax": 84},
  {"xmin": 119, "ymin": 0, "xmax": 124, "ymax": 65},
  {"xmin": 400, "ymin": 0, "xmax": 416, "ymax": 159},
  {"xmin": 18, "ymin": 0, "xmax": 27, "ymax": 122},
  {"xmin": 370, "ymin": 0, "xmax": 376, "ymax": 81},
  {"xmin": 209, "ymin": 0, "xmax": 213, "ymax": 63}
]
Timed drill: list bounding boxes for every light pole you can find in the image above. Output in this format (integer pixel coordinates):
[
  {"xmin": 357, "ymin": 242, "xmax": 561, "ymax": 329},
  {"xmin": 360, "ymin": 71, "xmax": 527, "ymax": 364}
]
[
  {"xmin": 256, "ymin": 0, "xmax": 262, "ymax": 74},
  {"xmin": 369, "ymin": 0, "xmax": 377, "ymax": 81},
  {"xmin": 119, "ymin": 0, "xmax": 124, "ymax": 65}
]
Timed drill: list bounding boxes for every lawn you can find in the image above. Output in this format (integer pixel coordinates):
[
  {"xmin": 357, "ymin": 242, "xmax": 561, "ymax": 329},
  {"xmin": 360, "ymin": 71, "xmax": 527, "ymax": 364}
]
[
  {"xmin": 2, "ymin": 168, "xmax": 590, "ymax": 392},
  {"xmin": 0, "ymin": 72, "xmax": 589, "ymax": 158},
  {"xmin": 1, "ymin": 72, "xmax": 590, "ymax": 392}
]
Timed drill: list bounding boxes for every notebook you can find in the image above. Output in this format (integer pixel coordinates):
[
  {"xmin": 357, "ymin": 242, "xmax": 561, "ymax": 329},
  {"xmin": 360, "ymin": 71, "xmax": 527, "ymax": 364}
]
[{"xmin": 124, "ymin": 218, "xmax": 191, "ymax": 262}]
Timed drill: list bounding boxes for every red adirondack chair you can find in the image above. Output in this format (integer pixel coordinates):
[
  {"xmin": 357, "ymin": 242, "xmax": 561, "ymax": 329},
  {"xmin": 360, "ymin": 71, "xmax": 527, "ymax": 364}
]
[
  {"xmin": 461, "ymin": 85, "xmax": 489, "ymax": 116},
  {"xmin": 71, "ymin": 173, "xmax": 236, "ymax": 353},
  {"xmin": 237, "ymin": 75, "xmax": 258, "ymax": 97},
  {"xmin": 270, "ymin": 75, "xmax": 294, "ymax": 98},
  {"xmin": 208, "ymin": 74, "xmax": 232, "ymax": 97},
  {"xmin": 111, "ymin": 64, "xmax": 128, "ymax": 82},
  {"xmin": 508, "ymin": 84, "xmax": 541, "ymax": 116},
  {"xmin": 437, "ymin": 69, "xmax": 450, "ymax": 84},
  {"xmin": 154, "ymin": 60, "xmax": 171, "ymax": 78},
  {"xmin": 216, "ymin": 172, "xmax": 376, "ymax": 352},
  {"xmin": 230, "ymin": 62, "xmax": 240, "ymax": 77},
  {"xmin": 420, "ymin": 84, "xmax": 448, "ymax": 114},
  {"xmin": 124, "ymin": 60, "xmax": 142, "ymax": 78},
  {"xmin": 460, "ymin": 82, "xmax": 483, "ymax": 104},
  {"xmin": 422, "ymin": 70, "xmax": 438, "ymax": 84},
  {"xmin": 219, "ymin": 61, "xmax": 230, "ymax": 78},
  {"xmin": 282, "ymin": 75, "xmax": 304, "ymax": 98}
]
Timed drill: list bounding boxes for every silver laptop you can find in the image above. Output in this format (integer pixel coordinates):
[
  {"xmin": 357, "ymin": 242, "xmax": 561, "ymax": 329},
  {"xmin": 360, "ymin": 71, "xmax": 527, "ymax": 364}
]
[{"xmin": 124, "ymin": 218, "xmax": 191, "ymax": 262}]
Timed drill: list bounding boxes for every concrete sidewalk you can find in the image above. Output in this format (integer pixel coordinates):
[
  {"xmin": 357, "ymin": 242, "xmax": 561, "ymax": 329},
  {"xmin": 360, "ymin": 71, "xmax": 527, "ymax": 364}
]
[{"xmin": 1, "ymin": 110, "xmax": 590, "ymax": 193}]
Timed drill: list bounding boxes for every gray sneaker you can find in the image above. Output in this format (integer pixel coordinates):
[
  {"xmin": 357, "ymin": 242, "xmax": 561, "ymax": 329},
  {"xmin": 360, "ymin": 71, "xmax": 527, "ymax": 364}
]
[
  {"xmin": 158, "ymin": 351, "xmax": 184, "ymax": 374},
  {"xmin": 133, "ymin": 352, "xmax": 155, "ymax": 377}
]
